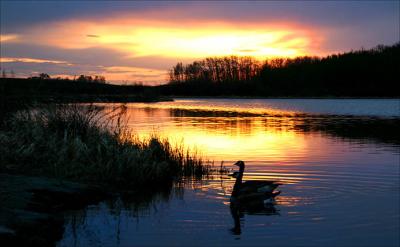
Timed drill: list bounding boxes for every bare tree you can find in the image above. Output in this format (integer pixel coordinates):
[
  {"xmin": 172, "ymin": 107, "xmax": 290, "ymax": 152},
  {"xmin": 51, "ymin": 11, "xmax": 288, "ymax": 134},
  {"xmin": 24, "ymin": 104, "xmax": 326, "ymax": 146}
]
[{"xmin": 39, "ymin": 73, "xmax": 51, "ymax": 79}]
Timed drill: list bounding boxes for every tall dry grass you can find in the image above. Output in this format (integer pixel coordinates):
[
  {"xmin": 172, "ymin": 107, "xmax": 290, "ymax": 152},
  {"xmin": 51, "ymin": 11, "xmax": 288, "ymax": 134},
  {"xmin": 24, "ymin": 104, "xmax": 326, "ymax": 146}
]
[{"xmin": 0, "ymin": 104, "xmax": 217, "ymax": 189}]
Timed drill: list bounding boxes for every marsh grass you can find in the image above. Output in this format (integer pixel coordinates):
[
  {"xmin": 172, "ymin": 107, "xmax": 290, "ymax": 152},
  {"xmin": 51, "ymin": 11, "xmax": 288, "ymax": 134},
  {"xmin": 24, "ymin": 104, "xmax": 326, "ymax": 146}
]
[{"xmin": 0, "ymin": 104, "xmax": 221, "ymax": 189}]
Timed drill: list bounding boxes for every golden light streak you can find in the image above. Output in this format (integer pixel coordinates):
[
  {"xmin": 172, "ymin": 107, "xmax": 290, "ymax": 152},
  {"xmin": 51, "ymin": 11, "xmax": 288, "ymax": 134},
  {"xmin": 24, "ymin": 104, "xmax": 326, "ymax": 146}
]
[
  {"xmin": 104, "ymin": 66, "xmax": 166, "ymax": 75},
  {"xmin": 122, "ymin": 102, "xmax": 300, "ymax": 116},
  {"xmin": 101, "ymin": 66, "xmax": 168, "ymax": 84}
]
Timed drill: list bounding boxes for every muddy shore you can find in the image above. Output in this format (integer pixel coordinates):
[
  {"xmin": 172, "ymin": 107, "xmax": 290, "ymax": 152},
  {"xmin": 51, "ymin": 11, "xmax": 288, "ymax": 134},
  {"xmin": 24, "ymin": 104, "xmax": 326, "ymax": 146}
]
[{"xmin": 0, "ymin": 174, "xmax": 109, "ymax": 247}]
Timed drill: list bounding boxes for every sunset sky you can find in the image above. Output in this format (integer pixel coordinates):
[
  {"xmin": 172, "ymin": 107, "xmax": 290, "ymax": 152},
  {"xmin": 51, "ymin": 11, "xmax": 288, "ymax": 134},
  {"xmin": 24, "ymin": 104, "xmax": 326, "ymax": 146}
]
[{"xmin": 1, "ymin": 1, "xmax": 398, "ymax": 84}]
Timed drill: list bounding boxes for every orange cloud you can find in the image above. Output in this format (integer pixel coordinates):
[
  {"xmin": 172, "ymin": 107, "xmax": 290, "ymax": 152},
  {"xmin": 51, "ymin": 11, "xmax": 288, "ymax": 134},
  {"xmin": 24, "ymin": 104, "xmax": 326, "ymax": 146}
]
[{"xmin": 22, "ymin": 16, "xmax": 322, "ymax": 60}]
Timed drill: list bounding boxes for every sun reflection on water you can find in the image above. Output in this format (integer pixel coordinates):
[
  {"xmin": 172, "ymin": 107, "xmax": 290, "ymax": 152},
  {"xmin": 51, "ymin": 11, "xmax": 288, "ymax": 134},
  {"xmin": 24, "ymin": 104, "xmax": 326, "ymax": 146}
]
[{"xmin": 122, "ymin": 106, "xmax": 312, "ymax": 163}]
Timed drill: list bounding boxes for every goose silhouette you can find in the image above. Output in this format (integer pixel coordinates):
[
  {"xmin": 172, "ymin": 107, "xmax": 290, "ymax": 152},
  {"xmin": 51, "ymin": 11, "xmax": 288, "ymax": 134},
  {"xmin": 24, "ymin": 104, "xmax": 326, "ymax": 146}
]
[
  {"xmin": 229, "ymin": 160, "xmax": 281, "ymax": 235},
  {"xmin": 230, "ymin": 161, "xmax": 281, "ymax": 205}
]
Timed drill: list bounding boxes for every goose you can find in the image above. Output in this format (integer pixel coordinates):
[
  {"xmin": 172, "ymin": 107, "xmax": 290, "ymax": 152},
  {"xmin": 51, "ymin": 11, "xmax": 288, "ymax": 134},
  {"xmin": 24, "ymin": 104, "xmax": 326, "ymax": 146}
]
[{"xmin": 230, "ymin": 161, "xmax": 281, "ymax": 204}]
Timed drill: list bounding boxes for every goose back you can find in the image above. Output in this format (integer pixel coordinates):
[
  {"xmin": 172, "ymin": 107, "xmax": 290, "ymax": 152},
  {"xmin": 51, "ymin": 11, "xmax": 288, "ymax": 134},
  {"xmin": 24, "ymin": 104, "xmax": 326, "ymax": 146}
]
[{"xmin": 240, "ymin": 181, "xmax": 280, "ymax": 193}]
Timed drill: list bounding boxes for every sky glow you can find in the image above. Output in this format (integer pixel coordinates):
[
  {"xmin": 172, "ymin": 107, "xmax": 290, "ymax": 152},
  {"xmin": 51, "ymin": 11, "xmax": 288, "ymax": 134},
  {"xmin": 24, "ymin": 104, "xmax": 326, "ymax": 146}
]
[{"xmin": 0, "ymin": 1, "xmax": 398, "ymax": 84}]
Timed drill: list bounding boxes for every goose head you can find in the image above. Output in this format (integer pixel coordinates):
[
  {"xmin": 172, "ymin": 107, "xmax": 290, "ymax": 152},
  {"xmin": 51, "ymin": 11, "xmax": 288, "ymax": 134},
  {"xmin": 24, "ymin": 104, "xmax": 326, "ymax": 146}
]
[{"xmin": 234, "ymin": 160, "xmax": 245, "ymax": 172}]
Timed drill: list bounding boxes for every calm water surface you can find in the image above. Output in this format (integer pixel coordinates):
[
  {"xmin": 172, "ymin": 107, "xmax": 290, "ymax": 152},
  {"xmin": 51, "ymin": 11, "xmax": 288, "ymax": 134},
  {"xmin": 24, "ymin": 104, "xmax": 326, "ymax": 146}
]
[{"xmin": 58, "ymin": 99, "xmax": 399, "ymax": 247}]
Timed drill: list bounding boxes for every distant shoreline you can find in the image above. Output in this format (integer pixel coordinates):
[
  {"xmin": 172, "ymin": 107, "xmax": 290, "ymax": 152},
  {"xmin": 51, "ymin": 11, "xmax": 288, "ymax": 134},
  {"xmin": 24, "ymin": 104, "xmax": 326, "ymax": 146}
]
[
  {"xmin": 1, "ymin": 78, "xmax": 399, "ymax": 102},
  {"xmin": 171, "ymin": 96, "xmax": 400, "ymax": 100}
]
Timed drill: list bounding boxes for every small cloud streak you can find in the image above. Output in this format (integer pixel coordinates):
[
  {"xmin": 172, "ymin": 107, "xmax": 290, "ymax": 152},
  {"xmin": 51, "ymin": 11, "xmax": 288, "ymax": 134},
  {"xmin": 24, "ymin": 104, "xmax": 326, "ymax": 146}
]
[
  {"xmin": 0, "ymin": 34, "xmax": 19, "ymax": 42},
  {"xmin": 0, "ymin": 57, "xmax": 72, "ymax": 65}
]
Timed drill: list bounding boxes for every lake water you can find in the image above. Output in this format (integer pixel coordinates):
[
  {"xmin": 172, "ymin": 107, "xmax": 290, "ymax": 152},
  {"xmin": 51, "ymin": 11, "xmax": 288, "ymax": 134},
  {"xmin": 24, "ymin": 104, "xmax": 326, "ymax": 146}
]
[{"xmin": 57, "ymin": 99, "xmax": 400, "ymax": 247}]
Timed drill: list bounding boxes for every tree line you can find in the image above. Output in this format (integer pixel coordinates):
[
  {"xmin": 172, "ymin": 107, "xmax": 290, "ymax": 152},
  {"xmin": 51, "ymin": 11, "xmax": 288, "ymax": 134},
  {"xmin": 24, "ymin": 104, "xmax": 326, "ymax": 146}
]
[
  {"xmin": 164, "ymin": 43, "xmax": 400, "ymax": 97},
  {"xmin": 169, "ymin": 56, "xmax": 261, "ymax": 83},
  {"xmin": 26, "ymin": 73, "xmax": 107, "ymax": 84}
]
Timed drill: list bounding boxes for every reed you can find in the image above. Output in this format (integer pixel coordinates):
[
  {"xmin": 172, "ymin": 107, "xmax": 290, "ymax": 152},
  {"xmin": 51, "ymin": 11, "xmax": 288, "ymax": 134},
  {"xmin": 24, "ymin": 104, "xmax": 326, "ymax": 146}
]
[{"xmin": 0, "ymin": 104, "xmax": 219, "ymax": 189}]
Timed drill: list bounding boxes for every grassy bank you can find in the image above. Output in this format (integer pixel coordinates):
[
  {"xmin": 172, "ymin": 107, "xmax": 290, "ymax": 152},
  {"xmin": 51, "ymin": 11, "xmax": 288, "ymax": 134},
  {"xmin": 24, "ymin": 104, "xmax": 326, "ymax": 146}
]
[{"xmin": 0, "ymin": 104, "xmax": 216, "ymax": 190}]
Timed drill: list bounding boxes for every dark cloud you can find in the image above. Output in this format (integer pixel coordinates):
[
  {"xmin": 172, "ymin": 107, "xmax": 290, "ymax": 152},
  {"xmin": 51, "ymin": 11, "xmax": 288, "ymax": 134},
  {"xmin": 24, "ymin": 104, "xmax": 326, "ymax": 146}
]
[
  {"xmin": 1, "ymin": 1, "xmax": 167, "ymax": 31},
  {"xmin": 2, "ymin": 1, "xmax": 398, "ymax": 31}
]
